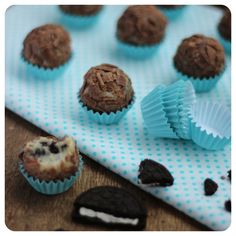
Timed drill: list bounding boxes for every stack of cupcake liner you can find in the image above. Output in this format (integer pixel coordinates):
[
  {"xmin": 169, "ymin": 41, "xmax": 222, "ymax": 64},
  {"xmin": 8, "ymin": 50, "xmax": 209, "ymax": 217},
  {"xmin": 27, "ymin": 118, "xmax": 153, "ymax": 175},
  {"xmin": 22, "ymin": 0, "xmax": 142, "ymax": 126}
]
[
  {"xmin": 141, "ymin": 80, "xmax": 231, "ymax": 150},
  {"xmin": 141, "ymin": 80, "xmax": 195, "ymax": 140}
]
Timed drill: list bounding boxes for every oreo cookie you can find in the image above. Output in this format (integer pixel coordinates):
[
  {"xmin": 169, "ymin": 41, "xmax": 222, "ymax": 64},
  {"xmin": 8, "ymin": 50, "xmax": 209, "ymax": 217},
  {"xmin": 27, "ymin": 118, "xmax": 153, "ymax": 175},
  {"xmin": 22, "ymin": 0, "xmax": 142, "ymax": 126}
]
[
  {"xmin": 225, "ymin": 200, "xmax": 231, "ymax": 212},
  {"xmin": 72, "ymin": 186, "xmax": 147, "ymax": 230},
  {"xmin": 228, "ymin": 170, "xmax": 231, "ymax": 182},
  {"xmin": 204, "ymin": 178, "xmax": 218, "ymax": 196},
  {"xmin": 138, "ymin": 159, "xmax": 174, "ymax": 186}
]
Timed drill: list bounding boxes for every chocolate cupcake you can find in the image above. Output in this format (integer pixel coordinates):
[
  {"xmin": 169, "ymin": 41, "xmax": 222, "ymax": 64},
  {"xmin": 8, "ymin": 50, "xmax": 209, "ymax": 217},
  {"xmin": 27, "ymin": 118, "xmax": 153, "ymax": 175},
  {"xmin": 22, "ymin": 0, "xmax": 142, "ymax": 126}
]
[
  {"xmin": 18, "ymin": 136, "xmax": 83, "ymax": 195},
  {"xmin": 22, "ymin": 24, "xmax": 72, "ymax": 79},
  {"xmin": 173, "ymin": 34, "xmax": 225, "ymax": 92},
  {"xmin": 157, "ymin": 5, "xmax": 186, "ymax": 20},
  {"xmin": 218, "ymin": 10, "xmax": 231, "ymax": 53},
  {"xmin": 116, "ymin": 5, "xmax": 167, "ymax": 58},
  {"xmin": 78, "ymin": 64, "xmax": 134, "ymax": 124},
  {"xmin": 59, "ymin": 5, "xmax": 103, "ymax": 28}
]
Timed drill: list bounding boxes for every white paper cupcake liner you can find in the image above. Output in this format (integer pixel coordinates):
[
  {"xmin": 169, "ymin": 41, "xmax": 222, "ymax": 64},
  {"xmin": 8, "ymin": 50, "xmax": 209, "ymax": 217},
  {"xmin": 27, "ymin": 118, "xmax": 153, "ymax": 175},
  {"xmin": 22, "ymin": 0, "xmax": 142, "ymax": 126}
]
[{"xmin": 189, "ymin": 101, "xmax": 231, "ymax": 150}]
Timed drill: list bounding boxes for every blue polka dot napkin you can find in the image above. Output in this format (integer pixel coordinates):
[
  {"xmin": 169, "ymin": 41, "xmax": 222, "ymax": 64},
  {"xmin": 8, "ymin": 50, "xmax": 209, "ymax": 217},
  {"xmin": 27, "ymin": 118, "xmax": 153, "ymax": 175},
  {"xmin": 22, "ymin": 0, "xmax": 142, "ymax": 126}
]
[{"xmin": 5, "ymin": 5, "xmax": 231, "ymax": 230}]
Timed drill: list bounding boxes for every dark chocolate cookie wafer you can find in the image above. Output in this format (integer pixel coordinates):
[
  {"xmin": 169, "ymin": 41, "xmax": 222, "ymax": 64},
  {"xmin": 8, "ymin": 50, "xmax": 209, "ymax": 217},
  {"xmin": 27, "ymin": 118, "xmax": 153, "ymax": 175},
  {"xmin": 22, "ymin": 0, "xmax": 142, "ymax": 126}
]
[
  {"xmin": 204, "ymin": 178, "xmax": 218, "ymax": 196},
  {"xmin": 225, "ymin": 200, "xmax": 231, "ymax": 212},
  {"xmin": 72, "ymin": 186, "xmax": 147, "ymax": 230},
  {"xmin": 138, "ymin": 159, "xmax": 174, "ymax": 186}
]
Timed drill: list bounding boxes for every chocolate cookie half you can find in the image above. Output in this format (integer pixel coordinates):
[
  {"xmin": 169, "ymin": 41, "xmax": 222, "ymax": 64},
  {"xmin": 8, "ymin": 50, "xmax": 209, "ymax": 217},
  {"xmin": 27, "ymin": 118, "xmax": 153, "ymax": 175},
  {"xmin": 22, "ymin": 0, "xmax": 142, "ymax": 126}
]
[
  {"xmin": 138, "ymin": 159, "xmax": 174, "ymax": 187},
  {"xmin": 72, "ymin": 186, "xmax": 147, "ymax": 230}
]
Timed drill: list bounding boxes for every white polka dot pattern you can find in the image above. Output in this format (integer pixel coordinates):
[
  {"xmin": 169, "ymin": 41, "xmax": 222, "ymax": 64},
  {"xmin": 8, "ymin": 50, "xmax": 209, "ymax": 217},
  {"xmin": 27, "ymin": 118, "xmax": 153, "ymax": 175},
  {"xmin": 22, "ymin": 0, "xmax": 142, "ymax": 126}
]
[{"xmin": 5, "ymin": 6, "xmax": 231, "ymax": 230}]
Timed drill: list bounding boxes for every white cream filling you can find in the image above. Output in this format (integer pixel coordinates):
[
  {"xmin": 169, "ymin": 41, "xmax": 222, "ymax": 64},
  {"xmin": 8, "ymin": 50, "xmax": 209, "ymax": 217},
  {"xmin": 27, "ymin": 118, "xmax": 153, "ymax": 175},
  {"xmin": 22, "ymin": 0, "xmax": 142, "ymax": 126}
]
[{"xmin": 79, "ymin": 207, "xmax": 139, "ymax": 226}]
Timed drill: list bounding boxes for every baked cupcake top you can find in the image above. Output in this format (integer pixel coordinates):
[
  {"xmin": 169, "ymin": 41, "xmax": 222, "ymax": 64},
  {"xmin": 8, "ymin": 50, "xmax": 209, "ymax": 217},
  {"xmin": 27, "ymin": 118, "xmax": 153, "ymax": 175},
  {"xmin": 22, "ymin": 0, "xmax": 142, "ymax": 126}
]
[
  {"xmin": 174, "ymin": 34, "xmax": 225, "ymax": 78},
  {"xmin": 218, "ymin": 10, "xmax": 231, "ymax": 41},
  {"xmin": 117, "ymin": 5, "xmax": 167, "ymax": 46},
  {"xmin": 79, "ymin": 64, "xmax": 134, "ymax": 113},
  {"xmin": 19, "ymin": 136, "xmax": 79, "ymax": 181},
  {"xmin": 23, "ymin": 24, "xmax": 71, "ymax": 69},
  {"xmin": 59, "ymin": 5, "xmax": 102, "ymax": 16}
]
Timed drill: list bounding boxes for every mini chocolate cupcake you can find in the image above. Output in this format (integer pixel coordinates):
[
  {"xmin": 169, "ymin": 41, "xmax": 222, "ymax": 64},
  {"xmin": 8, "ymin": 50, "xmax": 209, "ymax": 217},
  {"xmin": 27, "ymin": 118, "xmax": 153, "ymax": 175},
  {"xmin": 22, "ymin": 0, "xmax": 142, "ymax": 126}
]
[
  {"xmin": 116, "ymin": 5, "xmax": 167, "ymax": 59},
  {"xmin": 157, "ymin": 5, "xmax": 186, "ymax": 20},
  {"xmin": 218, "ymin": 10, "xmax": 231, "ymax": 53},
  {"xmin": 173, "ymin": 34, "xmax": 225, "ymax": 92},
  {"xmin": 78, "ymin": 64, "xmax": 135, "ymax": 124},
  {"xmin": 59, "ymin": 5, "xmax": 103, "ymax": 28},
  {"xmin": 18, "ymin": 136, "xmax": 83, "ymax": 194},
  {"xmin": 22, "ymin": 24, "xmax": 72, "ymax": 79}
]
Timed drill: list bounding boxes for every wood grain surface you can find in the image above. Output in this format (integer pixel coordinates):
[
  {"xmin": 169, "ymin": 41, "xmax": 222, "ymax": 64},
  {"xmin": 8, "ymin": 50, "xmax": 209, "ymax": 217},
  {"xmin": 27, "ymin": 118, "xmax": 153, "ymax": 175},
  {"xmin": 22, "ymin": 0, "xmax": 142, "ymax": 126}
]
[{"xmin": 5, "ymin": 109, "xmax": 210, "ymax": 231}]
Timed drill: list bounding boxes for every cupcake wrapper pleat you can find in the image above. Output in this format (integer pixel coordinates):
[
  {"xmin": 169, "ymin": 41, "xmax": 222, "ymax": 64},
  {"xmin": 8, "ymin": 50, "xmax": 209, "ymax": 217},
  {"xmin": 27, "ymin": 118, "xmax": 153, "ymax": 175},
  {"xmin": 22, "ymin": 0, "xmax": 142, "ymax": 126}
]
[
  {"xmin": 79, "ymin": 98, "xmax": 135, "ymax": 125},
  {"xmin": 141, "ymin": 88, "xmax": 179, "ymax": 139},
  {"xmin": 18, "ymin": 156, "xmax": 83, "ymax": 195},
  {"xmin": 189, "ymin": 101, "xmax": 231, "ymax": 150},
  {"xmin": 141, "ymin": 81, "xmax": 230, "ymax": 150},
  {"xmin": 217, "ymin": 32, "xmax": 231, "ymax": 54},
  {"xmin": 21, "ymin": 55, "xmax": 72, "ymax": 80},
  {"xmin": 117, "ymin": 39, "xmax": 160, "ymax": 59},
  {"xmin": 160, "ymin": 6, "xmax": 186, "ymax": 20},
  {"xmin": 59, "ymin": 10, "xmax": 102, "ymax": 28},
  {"xmin": 175, "ymin": 67, "xmax": 224, "ymax": 93}
]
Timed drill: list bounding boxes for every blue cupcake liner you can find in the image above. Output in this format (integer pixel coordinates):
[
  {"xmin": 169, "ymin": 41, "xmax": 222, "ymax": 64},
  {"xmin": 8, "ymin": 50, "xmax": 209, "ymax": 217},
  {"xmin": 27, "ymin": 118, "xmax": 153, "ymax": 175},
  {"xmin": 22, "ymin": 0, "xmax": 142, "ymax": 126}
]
[
  {"xmin": 175, "ymin": 66, "xmax": 224, "ymax": 93},
  {"xmin": 189, "ymin": 101, "xmax": 231, "ymax": 150},
  {"xmin": 159, "ymin": 6, "xmax": 186, "ymax": 20},
  {"xmin": 59, "ymin": 9, "xmax": 103, "ymax": 29},
  {"xmin": 117, "ymin": 39, "xmax": 160, "ymax": 59},
  {"xmin": 141, "ymin": 87, "xmax": 179, "ymax": 139},
  {"xmin": 175, "ymin": 81, "xmax": 196, "ymax": 139},
  {"xmin": 21, "ymin": 54, "xmax": 72, "ymax": 80},
  {"xmin": 19, "ymin": 156, "xmax": 83, "ymax": 195},
  {"xmin": 79, "ymin": 97, "xmax": 135, "ymax": 125},
  {"xmin": 218, "ymin": 33, "xmax": 231, "ymax": 54},
  {"xmin": 160, "ymin": 81, "xmax": 190, "ymax": 132}
]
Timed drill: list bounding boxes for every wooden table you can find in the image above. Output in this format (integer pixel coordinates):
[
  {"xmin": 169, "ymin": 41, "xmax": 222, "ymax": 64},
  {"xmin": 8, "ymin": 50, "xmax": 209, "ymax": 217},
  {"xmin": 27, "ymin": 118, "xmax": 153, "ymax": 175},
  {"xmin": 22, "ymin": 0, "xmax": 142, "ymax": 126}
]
[{"xmin": 5, "ymin": 109, "xmax": 210, "ymax": 231}]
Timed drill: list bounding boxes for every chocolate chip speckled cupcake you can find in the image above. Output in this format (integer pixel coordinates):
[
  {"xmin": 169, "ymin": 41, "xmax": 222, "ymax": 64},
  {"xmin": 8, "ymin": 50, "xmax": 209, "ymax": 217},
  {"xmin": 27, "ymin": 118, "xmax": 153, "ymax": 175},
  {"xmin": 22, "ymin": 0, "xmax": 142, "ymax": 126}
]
[
  {"xmin": 59, "ymin": 5, "xmax": 103, "ymax": 28},
  {"xmin": 116, "ymin": 5, "xmax": 167, "ymax": 59},
  {"xmin": 18, "ymin": 136, "xmax": 83, "ymax": 195},
  {"xmin": 174, "ymin": 34, "xmax": 225, "ymax": 92},
  {"xmin": 78, "ymin": 64, "xmax": 135, "ymax": 124},
  {"xmin": 22, "ymin": 24, "xmax": 72, "ymax": 79}
]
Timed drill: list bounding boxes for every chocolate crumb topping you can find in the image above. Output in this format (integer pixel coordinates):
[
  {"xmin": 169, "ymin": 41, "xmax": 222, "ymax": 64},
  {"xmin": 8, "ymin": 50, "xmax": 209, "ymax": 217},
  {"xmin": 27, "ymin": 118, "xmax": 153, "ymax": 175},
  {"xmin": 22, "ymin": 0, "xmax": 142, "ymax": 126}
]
[
  {"xmin": 117, "ymin": 5, "xmax": 167, "ymax": 46},
  {"xmin": 79, "ymin": 64, "xmax": 134, "ymax": 113},
  {"xmin": 23, "ymin": 24, "xmax": 71, "ymax": 69},
  {"xmin": 158, "ymin": 5, "xmax": 184, "ymax": 9},
  {"xmin": 174, "ymin": 34, "xmax": 225, "ymax": 78},
  {"xmin": 218, "ymin": 10, "xmax": 231, "ymax": 41},
  {"xmin": 59, "ymin": 5, "xmax": 102, "ymax": 16}
]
